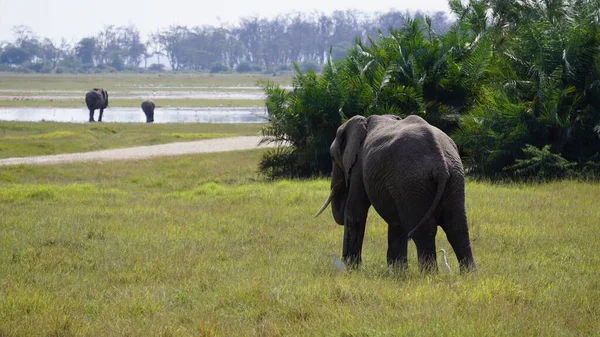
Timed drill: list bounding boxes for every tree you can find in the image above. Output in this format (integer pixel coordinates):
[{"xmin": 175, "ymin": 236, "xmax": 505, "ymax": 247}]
[
  {"xmin": 152, "ymin": 25, "xmax": 189, "ymax": 71},
  {"xmin": 40, "ymin": 38, "xmax": 61, "ymax": 70},
  {"xmin": 454, "ymin": 0, "xmax": 600, "ymax": 178},
  {"xmin": 0, "ymin": 45, "xmax": 31, "ymax": 65},
  {"xmin": 76, "ymin": 37, "xmax": 96, "ymax": 66},
  {"xmin": 260, "ymin": 1, "xmax": 600, "ymax": 180}
]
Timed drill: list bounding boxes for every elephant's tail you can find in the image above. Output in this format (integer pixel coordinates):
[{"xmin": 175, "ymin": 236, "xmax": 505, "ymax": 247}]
[{"xmin": 407, "ymin": 170, "xmax": 449, "ymax": 239}]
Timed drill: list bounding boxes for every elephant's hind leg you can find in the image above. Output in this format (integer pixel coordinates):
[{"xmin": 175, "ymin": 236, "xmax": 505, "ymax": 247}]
[
  {"xmin": 440, "ymin": 209, "xmax": 476, "ymax": 272},
  {"xmin": 439, "ymin": 182, "xmax": 476, "ymax": 272},
  {"xmin": 372, "ymin": 188, "xmax": 409, "ymax": 269},
  {"xmin": 89, "ymin": 109, "xmax": 95, "ymax": 122},
  {"xmin": 412, "ymin": 228, "xmax": 439, "ymax": 273},
  {"xmin": 387, "ymin": 222, "xmax": 408, "ymax": 269},
  {"xmin": 98, "ymin": 108, "xmax": 104, "ymax": 122}
]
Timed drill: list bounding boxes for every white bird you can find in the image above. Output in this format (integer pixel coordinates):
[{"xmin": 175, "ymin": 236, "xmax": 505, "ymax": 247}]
[
  {"xmin": 331, "ymin": 253, "xmax": 347, "ymax": 272},
  {"xmin": 439, "ymin": 249, "xmax": 451, "ymax": 272}
]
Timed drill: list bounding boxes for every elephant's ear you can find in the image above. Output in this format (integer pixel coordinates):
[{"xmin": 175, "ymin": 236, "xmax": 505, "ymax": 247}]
[{"xmin": 341, "ymin": 116, "xmax": 367, "ymax": 186}]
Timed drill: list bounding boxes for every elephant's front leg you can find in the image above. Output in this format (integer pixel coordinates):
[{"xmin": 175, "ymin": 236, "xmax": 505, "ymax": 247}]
[
  {"xmin": 341, "ymin": 180, "xmax": 370, "ymax": 267},
  {"xmin": 342, "ymin": 212, "xmax": 367, "ymax": 267}
]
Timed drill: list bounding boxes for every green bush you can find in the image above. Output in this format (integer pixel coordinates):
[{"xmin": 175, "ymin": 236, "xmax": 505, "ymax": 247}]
[
  {"xmin": 503, "ymin": 145, "xmax": 576, "ymax": 181},
  {"xmin": 236, "ymin": 62, "xmax": 263, "ymax": 73},
  {"xmin": 260, "ymin": 1, "xmax": 600, "ymax": 181},
  {"xmin": 148, "ymin": 63, "xmax": 165, "ymax": 72},
  {"xmin": 297, "ymin": 60, "xmax": 321, "ymax": 73},
  {"xmin": 259, "ymin": 16, "xmax": 489, "ymax": 178},
  {"xmin": 258, "ymin": 147, "xmax": 302, "ymax": 179},
  {"xmin": 259, "ymin": 63, "xmax": 349, "ymax": 178},
  {"xmin": 210, "ymin": 62, "xmax": 229, "ymax": 73}
]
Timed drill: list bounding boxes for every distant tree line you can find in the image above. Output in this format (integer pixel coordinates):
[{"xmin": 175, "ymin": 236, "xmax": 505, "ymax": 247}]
[
  {"xmin": 0, "ymin": 10, "xmax": 453, "ymax": 74},
  {"xmin": 260, "ymin": 0, "xmax": 600, "ymax": 181}
]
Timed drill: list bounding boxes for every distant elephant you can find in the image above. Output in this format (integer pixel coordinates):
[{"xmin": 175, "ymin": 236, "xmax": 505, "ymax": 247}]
[
  {"xmin": 141, "ymin": 100, "xmax": 155, "ymax": 123},
  {"xmin": 315, "ymin": 115, "xmax": 476, "ymax": 272},
  {"xmin": 85, "ymin": 88, "xmax": 109, "ymax": 122}
]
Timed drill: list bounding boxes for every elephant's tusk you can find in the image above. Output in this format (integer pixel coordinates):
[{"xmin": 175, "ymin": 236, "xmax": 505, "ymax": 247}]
[{"xmin": 314, "ymin": 189, "xmax": 335, "ymax": 217}]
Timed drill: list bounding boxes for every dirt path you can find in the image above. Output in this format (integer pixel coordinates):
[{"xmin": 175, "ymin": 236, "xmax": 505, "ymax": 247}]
[{"xmin": 0, "ymin": 136, "xmax": 279, "ymax": 166}]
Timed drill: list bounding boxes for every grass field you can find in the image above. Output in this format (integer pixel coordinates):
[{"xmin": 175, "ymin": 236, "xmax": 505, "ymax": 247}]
[
  {"xmin": 0, "ymin": 148, "xmax": 599, "ymax": 336},
  {"xmin": 0, "ymin": 122, "xmax": 263, "ymax": 159},
  {"xmin": 0, "ymin": 73, "xmax": 292, "ymax": 91},
  {"xmin": 0, "ymin": 73, "xmax": 291, "ymax": 108}
]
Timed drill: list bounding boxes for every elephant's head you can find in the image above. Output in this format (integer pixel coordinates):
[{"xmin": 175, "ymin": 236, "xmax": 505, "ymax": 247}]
[{"xmin": 315, "ymin": 115, "xmax": 367, "ymax": 225}]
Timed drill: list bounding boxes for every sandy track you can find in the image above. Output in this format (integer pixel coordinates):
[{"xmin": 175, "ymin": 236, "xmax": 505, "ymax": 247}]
[{"xmin": 0, "ymin": 136, "xmax": 279, "ymax": 166}]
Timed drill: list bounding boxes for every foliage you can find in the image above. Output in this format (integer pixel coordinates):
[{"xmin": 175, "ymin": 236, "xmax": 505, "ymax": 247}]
[
  {"xmin": 0, "ymin": 10, "xmax": 454, "ymax": 74},
  {"xmin": 147, "ymin": 63, "xmax": 165, "ymax": 72},
  {"xmin": 0, "ymin": 46, "xmax": 32, "ymax": 65},
  {"xmin": 261, "ymin": 0, "xmax": 600, "ymax": 180},
  {"xmin": 259, "ymin": 62, "xmax": 348, "ymax": 178},
  {"xmin": 297, "ymin": 60, "xmax": 321, "ymax": 73},
  {"xmin": 260, "ymin": 15, "xmax": 491, "ymax": 177},
  {"xmin": 209, "ymin": 62, "xmax": 229, "ymax": 73},
  {"xmin": 454, "ymin": 0, "xmax": 600, "ymax": 179},
  {"xmin": 257, "ymin": 146, "xmax": 301, "ymax": 179},
  {"xmin": 236, "ymin": 62, "xmax": 262, "ymax": 73},
  {"xmin": 503, "ymin": 144, "xmax": 576, "ymax": 181}
]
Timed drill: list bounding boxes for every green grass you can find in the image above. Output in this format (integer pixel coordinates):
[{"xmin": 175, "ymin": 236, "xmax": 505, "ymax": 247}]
[
  {"xmin": 0, "ymin": 150, "xmax": 598, "ymax": 336},
  {"xmin": 0, "ymin": 122, "xmax": 263, "ymax": 158},
  {"xmin": 0, "ymin": 73, "xmax": 291, "ymax": 91},
  {"xmin": 0, "ymin": 73, "xmax": 289, "ymax": 107}
]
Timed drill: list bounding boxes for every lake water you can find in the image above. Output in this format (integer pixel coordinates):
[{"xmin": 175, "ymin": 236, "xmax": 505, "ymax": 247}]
[{"xmin": 0, "ymin": 107, "xmax": 269, "ymax": 124}]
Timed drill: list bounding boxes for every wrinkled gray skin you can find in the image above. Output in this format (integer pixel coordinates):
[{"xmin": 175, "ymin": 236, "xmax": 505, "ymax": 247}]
[
  {"xmin": 85, "ymin": 88, "xmax": 109, "ymax": 122},
  {"xmin": 317, "ymin": 115, "xmax": 476, "ymax": 273},
  {"xmin": 141, "ymin": 100, "xmax": 155, "ymax": 123}
]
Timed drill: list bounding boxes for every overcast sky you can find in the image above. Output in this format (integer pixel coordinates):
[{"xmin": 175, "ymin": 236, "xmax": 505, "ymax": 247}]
[{"xmin": 0, "ymin": 0, "xmax": 451, "ymax": 43}]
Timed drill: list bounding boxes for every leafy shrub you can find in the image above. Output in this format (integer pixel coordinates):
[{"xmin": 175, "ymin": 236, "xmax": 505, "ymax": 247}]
[
  {"xmin": 258, "ymin": 147, "xmax": 302, "ymax": 179},
  {"xmin": 236, "ymin": 62, "xmax": 263, "ymax": 73},
  {"xmin": 259, "ymin": 2, "xmax": 600, "ymax": 181},
  {"xmin": 503, "ymin": 145, "xmax": 576, "ymax": 181},
  {"xmin": 259, "ymin": 63, "xmax": 349, "ymax": 178},
  {"xmin": 297, "ymin": 60, "xmax": 321, "ymax": 73},
  {"xmin": 148, "ymin": 63, "xmax": 165, "ymax": 72},
  {"xmin": 210, "ymin": 62, "xmax": 229, "ymax": 73},
  {"xmin": 259, "ymin": 17, "xmax": 488, "ymax": 179},
  {"xmin": 578, "ymin": 154, "xmax": 600, "ymax": 180}
]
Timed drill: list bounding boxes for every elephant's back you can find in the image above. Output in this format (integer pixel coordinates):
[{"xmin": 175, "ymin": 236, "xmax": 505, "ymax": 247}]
[
  {"xmin": 363, "ymin": 123, "xmax": 448, "ymax": 226},
  {"xmin": 364, "ymin": 122, "xmax": 449, "ymax": 191},
  {"xmin": 85, "ymin": 90, "xmax": 100, "ymax": 107},
  {"xmin": 365, "ymin": 123, "xmax": 442, "ymax": 164},
  {"xmin": 141, "ymin": 100, "xmax": 155, "ymax": 110}
]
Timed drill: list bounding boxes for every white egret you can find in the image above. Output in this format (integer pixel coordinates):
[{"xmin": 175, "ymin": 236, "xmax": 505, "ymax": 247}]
[
  {"xmin": 439, "ymin": 249, "xmax": 451, "ymax": 272},
  {"xmin": 331, "ymin": 253, "xmax": 347, "ymax": 272}
]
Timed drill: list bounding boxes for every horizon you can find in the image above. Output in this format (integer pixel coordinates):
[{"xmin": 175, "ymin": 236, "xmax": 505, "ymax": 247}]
[{"xmin": 0, "ymin": 0, "xmax": 452, "ymax": 43}]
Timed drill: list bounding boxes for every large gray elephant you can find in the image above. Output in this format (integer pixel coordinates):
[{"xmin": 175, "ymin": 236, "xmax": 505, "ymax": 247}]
[
  {"xmin": 141, "ymin": 100, "xmax": 155, "ymax": 123},
  {"xmin": 85, "ymin": 88, "xmax": 109, "ymax": 122},
  {"xmin": 316, "ymin": 114, "xmax": 476, "ymax": 272}
]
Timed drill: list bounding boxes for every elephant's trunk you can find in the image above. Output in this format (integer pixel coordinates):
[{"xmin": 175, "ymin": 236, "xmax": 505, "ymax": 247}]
[{"xmin": 314, "ymin": 188, "xmax": 335, "ymax": 217}]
